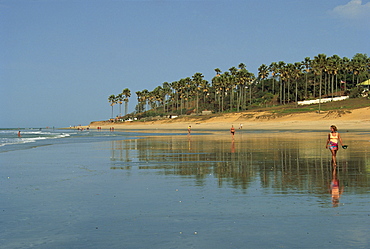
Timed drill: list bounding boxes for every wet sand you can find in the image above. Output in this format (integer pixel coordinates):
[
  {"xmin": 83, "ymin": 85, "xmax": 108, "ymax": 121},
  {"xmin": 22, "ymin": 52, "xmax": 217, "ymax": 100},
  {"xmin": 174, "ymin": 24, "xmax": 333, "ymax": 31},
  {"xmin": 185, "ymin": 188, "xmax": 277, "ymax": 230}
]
[{"xmin": 2, "ymin": 130, "xmax": 370, "ymax": 248}]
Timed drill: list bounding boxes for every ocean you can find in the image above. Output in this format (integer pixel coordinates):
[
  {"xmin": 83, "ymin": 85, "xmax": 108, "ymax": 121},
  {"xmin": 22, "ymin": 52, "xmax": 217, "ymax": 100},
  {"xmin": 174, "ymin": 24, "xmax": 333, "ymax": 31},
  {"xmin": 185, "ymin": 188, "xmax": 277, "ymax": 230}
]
[
  {"xmin": 0, "ymin": 128, "xmax": 142, "ymax": 151},
  {"xmin": 0, "ymin": 128, "xmax": 184, "ymax": 153},
  {"xmin": 1, "ymin": 128, "xmax": 369, "ymax": 248}
]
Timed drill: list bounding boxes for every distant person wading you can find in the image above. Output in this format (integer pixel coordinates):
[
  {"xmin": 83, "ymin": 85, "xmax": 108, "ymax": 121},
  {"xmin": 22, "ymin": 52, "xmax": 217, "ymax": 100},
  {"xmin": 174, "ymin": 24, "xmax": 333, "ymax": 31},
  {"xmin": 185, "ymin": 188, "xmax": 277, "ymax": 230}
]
[{"xmin": 230, "ymin": 125, "xmax": 235, "ymax": 139}]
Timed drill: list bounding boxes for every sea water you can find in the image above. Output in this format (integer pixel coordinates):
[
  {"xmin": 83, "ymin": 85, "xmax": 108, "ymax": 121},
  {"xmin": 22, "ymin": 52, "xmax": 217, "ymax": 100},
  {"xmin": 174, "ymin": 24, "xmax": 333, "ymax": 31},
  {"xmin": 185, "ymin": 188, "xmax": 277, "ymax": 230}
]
[
  {"xmin": 1, "ymin": 128, "xmax": 369, "ymax": 248},
  {"xmin": 0, "ymin": 129, "xmax": 70, "ymax": 151},
  {"xmin": 0, "ymin": 128, "xmax": 173, "ymax": 153}
]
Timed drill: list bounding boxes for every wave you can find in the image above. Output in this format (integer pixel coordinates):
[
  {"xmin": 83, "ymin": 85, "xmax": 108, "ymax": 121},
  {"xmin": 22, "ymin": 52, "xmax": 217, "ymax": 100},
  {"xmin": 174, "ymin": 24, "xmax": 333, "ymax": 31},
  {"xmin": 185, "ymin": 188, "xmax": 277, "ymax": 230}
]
[{"xmin": 0, "ymin": 130, "xmax": 70, "ymax": 147}]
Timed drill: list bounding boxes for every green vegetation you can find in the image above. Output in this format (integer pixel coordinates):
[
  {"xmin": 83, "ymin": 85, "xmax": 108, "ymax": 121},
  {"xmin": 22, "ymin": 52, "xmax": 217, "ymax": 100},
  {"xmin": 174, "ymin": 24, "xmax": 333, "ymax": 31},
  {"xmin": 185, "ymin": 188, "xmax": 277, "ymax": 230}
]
[
  {"xmin": 108, "ymin": 53, "xmax": 370, "ymax": 121},
  {"xmin": 271, "ymin": 98, "xmax": 369, "ymax": 115}
]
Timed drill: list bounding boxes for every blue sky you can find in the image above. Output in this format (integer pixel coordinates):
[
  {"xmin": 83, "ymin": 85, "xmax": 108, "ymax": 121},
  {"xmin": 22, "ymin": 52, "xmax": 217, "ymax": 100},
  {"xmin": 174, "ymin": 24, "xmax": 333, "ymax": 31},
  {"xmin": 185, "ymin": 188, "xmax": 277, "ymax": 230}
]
[{"xmin": 1, "ymin": 0, "xmax": 369, "ymax": 128}]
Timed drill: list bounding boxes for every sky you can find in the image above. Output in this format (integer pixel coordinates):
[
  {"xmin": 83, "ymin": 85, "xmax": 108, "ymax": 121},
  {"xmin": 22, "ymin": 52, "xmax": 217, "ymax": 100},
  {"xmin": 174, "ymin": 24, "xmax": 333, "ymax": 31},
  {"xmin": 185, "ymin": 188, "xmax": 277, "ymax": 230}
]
[{"xmin": 1, "ymin": 0, "xmax": 369, "ymax": 128}]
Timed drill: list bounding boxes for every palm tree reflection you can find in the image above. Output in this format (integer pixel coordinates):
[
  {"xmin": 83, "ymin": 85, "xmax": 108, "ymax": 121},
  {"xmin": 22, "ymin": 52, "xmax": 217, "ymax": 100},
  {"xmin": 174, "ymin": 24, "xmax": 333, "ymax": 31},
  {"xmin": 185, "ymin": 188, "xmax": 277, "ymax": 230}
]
[{"xmin": 108, "ymin": 135, "xmax": 367, "ymax": 197}]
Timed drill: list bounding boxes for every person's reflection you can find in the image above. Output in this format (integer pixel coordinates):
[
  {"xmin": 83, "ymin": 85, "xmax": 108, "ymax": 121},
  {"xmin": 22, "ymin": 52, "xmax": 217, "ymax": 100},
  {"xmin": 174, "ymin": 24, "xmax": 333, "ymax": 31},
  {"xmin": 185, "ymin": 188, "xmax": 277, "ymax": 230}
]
[
  {"xmin": 231, "ymin": 140, "xmax": 235, "ymax": 153},
  {"xmin": 188, "ymin": 136, "xmax": 191, "ymax": 151},
  {"xmin": 330, "ymin": 166, "xmax": 344, "ymax": 207}
]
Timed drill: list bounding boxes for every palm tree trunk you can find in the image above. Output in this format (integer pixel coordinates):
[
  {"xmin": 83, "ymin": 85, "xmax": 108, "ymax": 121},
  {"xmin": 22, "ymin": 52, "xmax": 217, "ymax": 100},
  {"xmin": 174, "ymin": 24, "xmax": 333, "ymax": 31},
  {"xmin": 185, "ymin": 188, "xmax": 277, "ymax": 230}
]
[
  {"xmin": 319, "ymin": 73, "xmax": 322, "ymax": 113},
  {"xmin": 196, "ymin": 93, "xmax": 199, "ymax": 114},
  {"xmin": 218, "ymin": 93, "xmax": 221, "ymax": 113},
  {"xmin": 230, "ymin": 87, "xmax": 234, "ymax": 111},
  {"xmin": 305, "ymin": 73, "xmax": 308, "ymax": 99},
  {"xmin": 283, "ymin": 81, "xmax": 286, "ymax": 104},
  {"xmin": 295, "ymin": 80, "xmax": 298, "ymax": 107},
  {"xmin": 331, "ymin": 74, "xmax": 334, "ymax": 100},
  {"xmin": 180, "ymin": 97, "xmax": 183, "ymax": 115},
  {"xmin": 221, "ymin": 89, "xmax": 224, "ymax": 112},
  {"xmin": 237, "ymin": 87, "xmax": 241, "ymax": 111}
]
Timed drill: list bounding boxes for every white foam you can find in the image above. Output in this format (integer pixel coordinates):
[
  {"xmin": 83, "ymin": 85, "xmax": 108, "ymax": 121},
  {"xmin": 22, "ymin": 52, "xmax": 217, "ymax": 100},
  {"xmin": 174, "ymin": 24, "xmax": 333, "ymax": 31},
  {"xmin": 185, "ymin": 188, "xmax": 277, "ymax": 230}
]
[{"xmin": 0, "ymin": 130, "xmax": 71, "ymax": 148}]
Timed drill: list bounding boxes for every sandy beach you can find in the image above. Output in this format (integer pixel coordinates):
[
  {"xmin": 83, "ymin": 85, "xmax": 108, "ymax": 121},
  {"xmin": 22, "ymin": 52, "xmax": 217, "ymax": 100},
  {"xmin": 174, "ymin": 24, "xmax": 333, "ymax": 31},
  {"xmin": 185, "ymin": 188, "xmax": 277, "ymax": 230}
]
[{"xmin": 85, "ymin": 106, "xmax": 370, "ymax": 131}]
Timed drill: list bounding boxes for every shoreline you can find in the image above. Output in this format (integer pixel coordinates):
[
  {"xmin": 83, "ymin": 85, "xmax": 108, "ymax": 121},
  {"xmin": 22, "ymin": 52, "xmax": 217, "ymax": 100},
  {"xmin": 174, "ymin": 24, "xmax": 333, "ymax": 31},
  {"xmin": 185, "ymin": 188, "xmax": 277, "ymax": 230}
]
[{"xmin": 75, "ymin": 106, "xmax": 370, "ymax": 132}]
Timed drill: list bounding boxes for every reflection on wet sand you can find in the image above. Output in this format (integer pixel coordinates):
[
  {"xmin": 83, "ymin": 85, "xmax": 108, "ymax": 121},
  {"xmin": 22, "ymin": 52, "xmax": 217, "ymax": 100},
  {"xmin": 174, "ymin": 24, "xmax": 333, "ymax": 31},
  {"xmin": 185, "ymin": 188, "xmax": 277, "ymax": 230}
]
[
  {"xmin": 108, "ymin": 132, "xmax": 369, "ymax": 205},
  {"xmin": 330, "ymin": 165, "xmax": 344, "ymax": 207}
]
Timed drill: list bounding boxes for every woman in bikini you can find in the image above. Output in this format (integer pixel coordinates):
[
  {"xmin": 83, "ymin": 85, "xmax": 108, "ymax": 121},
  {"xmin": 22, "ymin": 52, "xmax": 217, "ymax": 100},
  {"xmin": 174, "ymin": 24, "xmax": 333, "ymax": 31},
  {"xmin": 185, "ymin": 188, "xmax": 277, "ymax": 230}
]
[{"xmin": 325, "ymin": 125, "xmax": 344, "ymax": 166}]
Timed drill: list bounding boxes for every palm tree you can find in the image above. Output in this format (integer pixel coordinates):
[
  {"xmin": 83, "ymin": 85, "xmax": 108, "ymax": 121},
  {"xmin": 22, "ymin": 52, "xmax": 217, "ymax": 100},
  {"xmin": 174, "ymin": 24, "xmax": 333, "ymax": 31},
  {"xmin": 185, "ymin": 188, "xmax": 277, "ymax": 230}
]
[
  {"xmin": 235, "ymin": 70, "xmax": 244, "ymax": 111},
  {"xmin": 285, "ymin": 63, "xmax": 297, "ymax": 104},
  {"xmin": 340, "ymin": 57, "xmax": 350, "ymax": 92},
  {"xmin": 152, "ymin": 86, "xmax": 163, "ymax": 111},
  {"xmin": 135, "ymin": 91, "xmax": 144, "ymax": 113},
  {"xmin": 245, "ymin": 71, "xmax": 256, "ymax": 106},
  {"xmin": 258, "ymin": 64, "xmax": 269, "ymax": 92},
  {"xmin": 176, "ymin": 79, "xmax": 187, "ymax": 114},
  {"xmin": 268, "ymin": 62, "xmax": 278, "ymax": 95},
  {"xmin": 108, "ymin": 94, "xmax": 117, "ymax": 119},
  {"xmin": 351, "ymin": 53, "xmax": 369, "ymax": 85},
  {"xmin": 237, "ymin": 62, "xmax": 247, "ymax": 110},
  {"xmin": 276, "ymin": 61, "xmax": 286, "ymax": 104},
  {"xmin": 229, "ymin": 67, "xmax": 238, "ymax": 111},
  {"xmin": 122, "ymin": 88, "xmax": 131, "ymax": 116},
  {"xmin": 170, "ymin": 81, "xmax": 180, "ymax": 113},
  {"xmin": 279, "ymin": 62, "xmax": 289, "ymax": 104},
  {"xmin": 162, "ymin": 82, "xmax": 171, "ymax": 114},
  {"xmin": 211, "ymin": 73, "xmax": 222, "ymax": 112},
  {"xmin": 214, "ymin": 68, "xmax": 222, "ymax": 76},
  {"xmin": 116, "ymin": 93, "xmax": 124, "ymax": 117},
  {"xmin": 183, "ymin": 77, "xmax": 192, "ymax": 110},
  {"xmin": 293, "ymin": 62, "xmax": 303, "ymax": 105},
  {"xmin": 327, "ymin": 55, "xmax": 341, "ymax": 99},
  {"xmin": 301, "ymin": 57, "xmax": 311, "ymax": 99},
  {"xmin": 147, "ymin": 90, "xmax": 157, "ymax": 110},
  {"xmin": 212, "ymin": 69, "xmax": 223, "ymax": 112},
  {"xmin": 199, "ymin": 79, "xmax": 210, "ymax": 111},
  {"xmin": 192, "ymin": 72, "xmax": 206, "ymax": 114},
  {"xmin": 235, "ymin": 67, "xmax": 252, "ymax": 111},
  {"xmin": 312, "ymin": 53, "xmax": 327, "ymax": 113},
  {"xmin": 238, "ymin": 63, "xmax": 246, "ymax": 70},
  {"xmin": 141, "ymin": 89, "xmax": 149, "ymax": 111},
  {"xmin": 220, "ymin": 72, "xmax": 230, "ymax": 111}
]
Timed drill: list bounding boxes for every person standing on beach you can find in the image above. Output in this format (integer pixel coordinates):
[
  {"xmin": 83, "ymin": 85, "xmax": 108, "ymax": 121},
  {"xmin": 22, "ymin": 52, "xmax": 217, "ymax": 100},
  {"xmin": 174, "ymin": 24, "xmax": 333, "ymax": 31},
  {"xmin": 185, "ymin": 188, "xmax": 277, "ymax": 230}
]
[
  {"xmin": 326, "ymin": 125, "xmax": 344, "ymax": 166},
  {"xmin": 188, "ymin": 125, "xmax": 191, "ymax": 135},
  {"xmin": 230, "ymin": 125, "xmax": 235, "ymax": 139}
]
